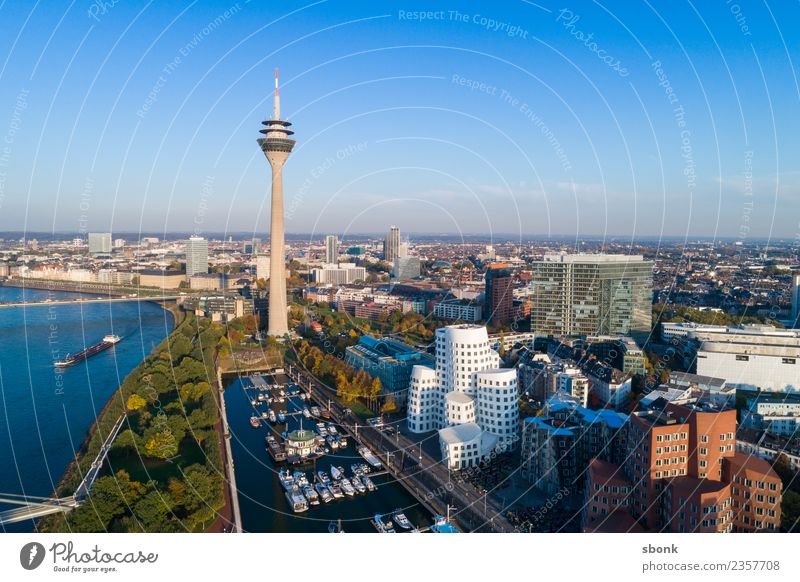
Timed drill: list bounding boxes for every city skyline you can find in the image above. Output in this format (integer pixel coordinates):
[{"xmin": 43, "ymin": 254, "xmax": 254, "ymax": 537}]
[{"xmin": 0, "ymin": 2, "xmax": 798, "ymax": 238}]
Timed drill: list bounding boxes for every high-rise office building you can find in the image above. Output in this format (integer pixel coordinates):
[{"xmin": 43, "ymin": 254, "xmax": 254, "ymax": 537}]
[
  {"xmin": 255, "ymin": 254, "xmax": 270, "ymax": 281},
  {"xmin": 791, "ymin": 268, "xmax": 800, "ymax": 327},
  {"xmin": 258, "ymin": 69, "xmax": 295, "ymax": 336},
  {"xmin": 185, "ymin": 236, "xmax": 209, "ymax": 278},
  {"xmin": 384, "ymin": 225, "xmax": 401, "ymax": 263},
  {"xmin": 484, "ymin": 264, "xmax": 514, "ymax": 323},
  {"xmin": 324, "ymin": 235, "xmax": 338, "ymax": 265},
  {"xmin": 392, "ymin": 256, "xmax": 421, "ymax": 280},
  {"xmin": 88, "ymin": 232, "xmax": 112, "ymax": 256},
  {"xmin": 530, "ymin": 253, "xmax": 653, "ymax": 337}
]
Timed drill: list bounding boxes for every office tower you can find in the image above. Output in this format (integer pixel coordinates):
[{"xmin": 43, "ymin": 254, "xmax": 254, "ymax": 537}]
[
  {"xmin": 324, "ymin": 235, "xmax": 338, "ymax": 265},
  {"xmin": 88, "ymin": 232, "xmax": 112, "ymax": 256},
  {"xmin": 530, "ymin": 253, "xmax": 653, "ymax": 337},
  {"xmin": 252, "ymin": 237, "xmax": 262, "ymax": 254},
  {"xmin": 258, "ymin": 69, "xmax": 295, "ymax": 336},
  {"xmin": 484, "ymin": 264, "xmax": 514, "ymax": 323},
  {"xmin": 255, "ymin": 253, "xmax": 270, "ymax": 281},
  {"xmin": 392, "ymin": 256, "xmax": 421, "ymax": 280},
  {"xmin": 113, "ymin": 238, "xmax": 125, "ymax": 249},
  {"xmin": 384, "ymin": 225, "xmax": 401, "ymax": 262},
  {"xmin": 792, "ymin": 268, "xmax": 800, "ymax": 327},
  {"xmin": 185, "ymin": 236, "xmax": 209, "ymax": 278}
]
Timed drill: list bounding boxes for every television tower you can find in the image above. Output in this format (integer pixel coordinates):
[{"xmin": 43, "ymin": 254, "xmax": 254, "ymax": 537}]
[{"xmin": 258, "ymin": 69, "xmax": 295, "ymax": 336}]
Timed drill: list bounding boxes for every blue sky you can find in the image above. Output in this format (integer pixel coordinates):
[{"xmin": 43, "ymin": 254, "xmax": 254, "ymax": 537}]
[{"xmin": 0, "ymin": 0, "xmax": 798, "ymax": 241}]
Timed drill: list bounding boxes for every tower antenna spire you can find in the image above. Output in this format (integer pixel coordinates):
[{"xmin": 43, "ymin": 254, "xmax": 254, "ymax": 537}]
[{"xmin": 274, "ymin": 67, "xmax": 280, "ymax": 119}]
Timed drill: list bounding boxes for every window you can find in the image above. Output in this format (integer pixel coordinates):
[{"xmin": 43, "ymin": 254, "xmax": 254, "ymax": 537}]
[
  {"xmin": 782, "ymin": 358, "xmax": 796, "ymax": 364},
  {"xmin": 735, "ymin": 355, "xmax": 749, "ymax": 361}
]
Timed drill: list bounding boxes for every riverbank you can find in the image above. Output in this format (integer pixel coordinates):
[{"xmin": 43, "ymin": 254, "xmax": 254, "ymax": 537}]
[
  {"xmin": 0, "ymin": 277, "xmax": 176, "ymax": 298},
  {"xmin": 38, "ymin": 309, "xmax": 231, "ymax": 532},
  {"xmin": 44, "ymin": 306, "xmax": 181, "ymax": 504}
]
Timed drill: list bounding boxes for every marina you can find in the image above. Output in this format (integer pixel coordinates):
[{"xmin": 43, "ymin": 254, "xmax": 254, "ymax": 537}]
[{"xmin": 224, "ymin": 372, "xmax": 439, "ymax": 533}]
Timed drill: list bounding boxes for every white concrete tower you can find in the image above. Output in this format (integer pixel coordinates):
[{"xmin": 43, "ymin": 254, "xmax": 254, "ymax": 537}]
[{"xmin": 258, "ymin": 68, "xmax": 296, "ymax": 336}]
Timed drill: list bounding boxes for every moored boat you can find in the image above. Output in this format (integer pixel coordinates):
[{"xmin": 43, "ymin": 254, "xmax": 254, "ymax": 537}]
[
  {"xmin": 358, "ymin": 445, "xmax": 383, "ymax": 469},
  {"xmin": 362, "ymin": 475, "xmax": 376, "ymax": 492},
  {"xmin": 249, "ymin": 416, "xmax": 260, "ymax": 428},
  {"xmin": 285, "ymin": 486, "xmax": 309, "ymax": 513},
  {"xmin": 393, "ymin": 511, "xmax": 412, "ymax": 530},
  {"xmin": 339, "ymin": 478, "xmax": 356, "ymax": 497},
  {"xmin": 351, "ymin": 475, "xmax": 366, "ymax": 494},
  {"xmin": 315, "ymin": 482, "xmax": 333, "ymax": 503}
]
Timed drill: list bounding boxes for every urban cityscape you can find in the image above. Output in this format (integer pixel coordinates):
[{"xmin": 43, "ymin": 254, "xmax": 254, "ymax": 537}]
[{"xmin": 1, "ymin": 1, "xmax": 799, "ymax": 579}]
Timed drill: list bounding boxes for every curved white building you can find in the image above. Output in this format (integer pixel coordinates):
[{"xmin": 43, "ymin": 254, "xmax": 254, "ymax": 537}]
[
  {"xmin": 435, "ymin": 324, "xmax": 499, "ymax": 397},
  {"xmin": 445, "ymin": 391, "xmax": 476, "ymax": 426},
  {"xmin": 407, "ymin": 324, "xmax": 520, "ymax": 467},
  {"xmin": 407, "ymin": 366, "xmax": 440, "ymax": 433},
  {"xmin": 476, "ymin": 368, "xmax": 519, "ymax": 449}
]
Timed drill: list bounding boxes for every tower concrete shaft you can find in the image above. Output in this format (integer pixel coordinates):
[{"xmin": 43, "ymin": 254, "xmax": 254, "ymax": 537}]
[{"xmin": 258, "ymin": 69, "xmax": 295, "ymax": 336}]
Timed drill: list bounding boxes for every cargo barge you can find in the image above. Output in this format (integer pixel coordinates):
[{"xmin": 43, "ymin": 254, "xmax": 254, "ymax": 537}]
[{"xmin": 54, "ymin": 335, "xmax": 121, "ymax": 368}]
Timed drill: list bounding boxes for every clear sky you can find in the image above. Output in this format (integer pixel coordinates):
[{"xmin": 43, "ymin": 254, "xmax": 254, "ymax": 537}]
[{"xmin": 0, "ymin": 0, "xmax": 798, "ymax": 242}]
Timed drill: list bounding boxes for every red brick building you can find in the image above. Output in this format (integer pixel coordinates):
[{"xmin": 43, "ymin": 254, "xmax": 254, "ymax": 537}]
[{"xmin": 584, "ymin": 402, "xmax": 782, "ymax": 533}]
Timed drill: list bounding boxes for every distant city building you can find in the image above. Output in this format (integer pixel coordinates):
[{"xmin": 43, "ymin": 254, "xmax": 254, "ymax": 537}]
[
  {"xmin": 185, "ymin": 236, "xmax": 209, "ymax": 278},
  {"xmin": 741, "ymin": 396, "xmax": 800, "ymax": 436},
  {"xmin": 384, "ymin": 225, "xmax": 401, "ymax": 262},
  {"xmin": 484, "ymin": 264, "xmax": 514, "ymax": 323},
  {"xmin": 433, "ymin": 299, "xmax": 482, "ymax": 322},
  {"xmin": 344, "ymin": 336, "xmax": 434, "ymax": 406},
  {"xmin": 189, "ymin": 273, "xmax": 228, "ymax": 291},
  {"xmin": 113, "ymin": 238, "xmax": 125, "ymax": 249},
  {"xmin": 137, "ymin": 269, "xmax": 185, "ymax": 289},
  {"xmin": 392, "ymin": 256, "xmax": 421, "ymax": 280},
  {"xmin": 324, "ymin": 235, "xmax": 338, "ymax": 265},
  {"xmin": 88, "ymin": 232, "xmax": 112, "ymax": 256},
  {"xmin": 530, "ymin": 253, "xmax": 653, "ymax": 337},
  {"xmin": 181, "ymin": 292, "xmax": 254, "ymax": 323},
  {"xmin": 792, "ymin": 268, "xmax": 800, "ymax": 327},
  {"xmin": 312, "ymin": 263, "xmax": 366, "ymax": 285},
  {"xmin": 255, "ymin": 253, "xmax": 270, "ymax": 281},
  {"xmin": 407, "ymin": 325, "xmax": 519, "ymax": 469}
]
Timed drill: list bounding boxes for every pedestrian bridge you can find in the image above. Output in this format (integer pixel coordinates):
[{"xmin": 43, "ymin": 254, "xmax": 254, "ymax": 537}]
[{"xmin": 0, "ymin": 494, "xmax": 79, "ymax": 525}]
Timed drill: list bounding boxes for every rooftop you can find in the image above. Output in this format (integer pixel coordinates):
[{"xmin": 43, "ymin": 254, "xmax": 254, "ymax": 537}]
[{"xmin": 438, "ymin": 422, "xmax": 482, "ymax": 444}]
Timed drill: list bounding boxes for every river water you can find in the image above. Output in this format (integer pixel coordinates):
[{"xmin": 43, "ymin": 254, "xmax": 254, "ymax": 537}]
[{"xmin": 0, "ymin": 286, "xmax": 173, "ymax": 532}]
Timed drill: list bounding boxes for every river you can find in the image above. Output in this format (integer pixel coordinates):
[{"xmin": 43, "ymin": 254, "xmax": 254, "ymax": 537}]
[{"xmin": 0, "ymin": 285, "xmax": 173, "ymax": 532}]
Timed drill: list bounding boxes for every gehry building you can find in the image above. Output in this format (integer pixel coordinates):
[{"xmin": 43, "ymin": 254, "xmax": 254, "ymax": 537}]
[{"xmin": 407, "ymin": 324, "xmax": 519, "ymax": 469}]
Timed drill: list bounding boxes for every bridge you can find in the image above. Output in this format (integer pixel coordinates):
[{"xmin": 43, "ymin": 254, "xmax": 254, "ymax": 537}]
[
  {"xmin": 0, "ymin": 414, "xmax": 127, "ymax": 525},
  {"xmin": 0, "ymin": 296, "xmax": 180, "ymax": 309}
]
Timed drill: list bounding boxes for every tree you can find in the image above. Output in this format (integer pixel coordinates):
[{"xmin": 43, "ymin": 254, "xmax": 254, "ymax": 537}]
[
  {"xmin": 381, "ymin": 395, "xmax": 398, "ymax": 414},
  {"xmin": 126, "ymin": 394, "xmax": 147, "ymax": 411},
  {"xmin": 369, "ymin": 377, "xmax": 382, "ymax": 400}
]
